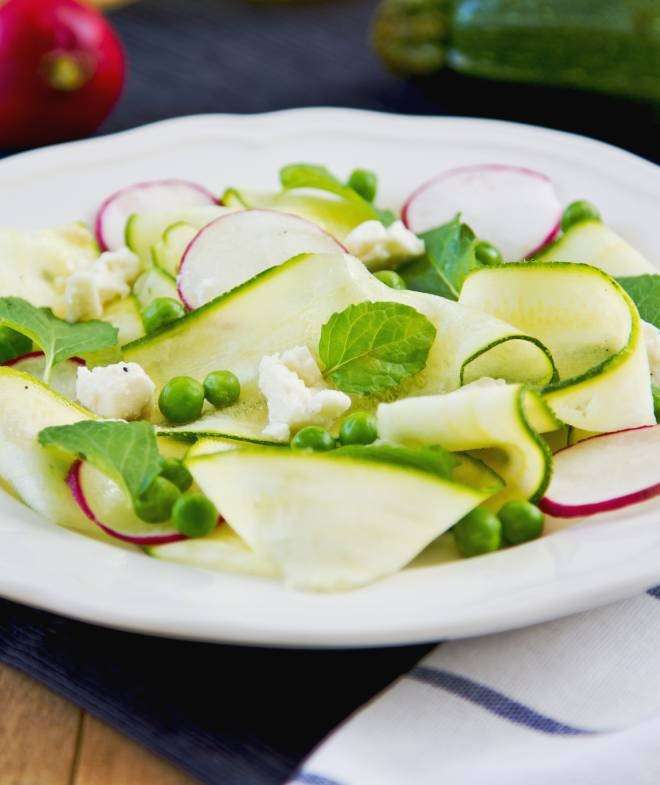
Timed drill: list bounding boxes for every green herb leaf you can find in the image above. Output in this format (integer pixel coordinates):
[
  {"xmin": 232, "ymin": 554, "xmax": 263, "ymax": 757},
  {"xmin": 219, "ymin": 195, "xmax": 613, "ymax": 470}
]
[
  {"xmin": 421, "ymin": 215, "xmax": 485, "ymax": 298},
  {"xmin": 39, "ymin": 420, "xmax": 162, "ymax": 511},
  {"xmin": 279, "ymin": 163, "xmax": 395, "ymax": 226},
  {"xmin": 398, "ymin": 255, "xmax": 457, "ymax": 300},
  {"xmin": 617, "ymin": 275, "xmax": 660, "ymax": 329},
  {"xmin": 399, "ymin": 216, "xmax": 487, "ymax": 300},
  {"xmin": 280, "ymin": 163, "xmax": 362, "ymax": 203},
  {"xmin": 333, "ymin": 443, "xmax": 457, "ymax": 478},
  {"xmin": 318, "ymin": 301, "xmax": 436, "ymax": 394},
  {"xmin": 0, "ymin": 298, "xmax": 118, "ymax": 382}
]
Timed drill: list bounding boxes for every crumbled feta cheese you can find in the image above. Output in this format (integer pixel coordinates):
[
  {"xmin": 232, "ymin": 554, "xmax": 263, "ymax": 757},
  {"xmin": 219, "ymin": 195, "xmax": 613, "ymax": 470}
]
[
  {"xmin": 643, "ymin": 321, "xmax": 660, "ymax": 386},
  {"xmin": 344, "ymin": 220, "xmax": 424, "ymax": 269},
  {"xmin": 64, "ymin": 271, "xmax": 104, "ymax": 322},
  {"xmin": 258, "ymin": 346, "xmax": 351, "ymax": 441},
  {"xmin": 76, "ymin": 362, "xmax": 155, "ymax": 420},
  {"xmin": 62, "ymin": 246, "xmax": 140, "ymax": 322},
  {"xmin": 279, "ymin": 345, "xmax": 325, "ymax": 387}
]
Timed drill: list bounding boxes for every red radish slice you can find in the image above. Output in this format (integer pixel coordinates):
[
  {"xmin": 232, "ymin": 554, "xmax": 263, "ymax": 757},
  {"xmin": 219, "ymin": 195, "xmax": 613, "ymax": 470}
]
[
  {"xmin": 4, "ymin": 351, "xmax": 83, "ymax": 399},
  {"xmin": 95, "ymin": 179, "xmax": 217, "ymax": 251},
  {"xmin": 540, "ymin": 425, "xmax": 660, "ymax": 518},
  {"xmin": 402, "ymin": 164, "xmax": 562, "ymax": 260},
  {"xmin": 67, "ymin": 460, "xmax": 187, "ymax": 546},
  {"xmin": 177, "ymin": 209, "xmax": 345, "ymax": 309}
]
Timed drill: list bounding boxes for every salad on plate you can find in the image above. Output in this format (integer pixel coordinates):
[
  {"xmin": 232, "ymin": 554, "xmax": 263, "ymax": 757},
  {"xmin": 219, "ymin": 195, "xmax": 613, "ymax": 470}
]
[{"xmin": 0, "ymin": 161, "xmax": 658, "ymax": 592}]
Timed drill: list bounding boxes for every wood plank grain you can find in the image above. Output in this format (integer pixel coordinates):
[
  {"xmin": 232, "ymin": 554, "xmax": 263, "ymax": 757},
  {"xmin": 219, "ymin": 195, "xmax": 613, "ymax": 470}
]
[
  {"xmin": 0, "ymin": 663, "xmax": 81, "ymax": 785},
  {"xmin": 74, "ymin": 714, "xmax": 197, "ymax": 785}
]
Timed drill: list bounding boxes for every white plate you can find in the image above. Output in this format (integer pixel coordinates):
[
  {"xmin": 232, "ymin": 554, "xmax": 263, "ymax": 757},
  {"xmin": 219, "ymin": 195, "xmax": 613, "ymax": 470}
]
[{"xmin": 0, "ymin": 109, "xmax": 659, "ymax": 648}]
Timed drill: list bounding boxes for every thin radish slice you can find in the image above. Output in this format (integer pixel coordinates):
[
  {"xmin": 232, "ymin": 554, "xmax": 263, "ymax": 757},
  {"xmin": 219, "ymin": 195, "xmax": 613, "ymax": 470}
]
[
  {"xmin": 540, "ymin": 425, "xmax": 660, "ymax": 518},
  {"xmin": 177, "ymin": 209, "xmax": 345, "ymax": 309},
  {"xmin": 4, "ymin": 351, "xmax": 84, "ymax": 399},
  {"xmin": 67, "ymin": 460, "xmax": 187, "ymax": 545},
  {"xmin": 402, "ymin": 164, "xmax": 562, "ymax": 260},
  {"xmin": 95, "ymin": 179, "xmax": 217, "ymax": 251}
]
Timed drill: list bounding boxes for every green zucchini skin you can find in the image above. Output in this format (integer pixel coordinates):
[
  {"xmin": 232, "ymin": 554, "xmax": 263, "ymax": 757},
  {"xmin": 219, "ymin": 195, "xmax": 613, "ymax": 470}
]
[{"xmin": 373, "ymin": 0, "xmax": 660, "ymax": 102}]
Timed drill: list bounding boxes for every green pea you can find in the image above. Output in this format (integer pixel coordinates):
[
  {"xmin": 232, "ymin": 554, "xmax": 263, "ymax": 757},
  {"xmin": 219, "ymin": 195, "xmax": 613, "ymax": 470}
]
[
  {"xmin": 141, "ymin": 297, "xmax": 186, "ymax": 335},
  {"xmin": 203, "ymin": 370, "xmax": 241, "ymax": 409},
  {"xmin": 339, "ymin": 411, "xmax": 378, "ymax": 446},
  {"xmin": 135, "ymin": 476, "xmax": 180, "ymax": 523},
  {"xmin": 172, "ymin": 492, "xmax": 218, "ymax": 538},
  {"xmin": 499, "ymin": 500, "xmax": 544, "ymax": 545},
  {"xmin": 474, "ymin": 241, "xmax": 503, "ymax": 266},
  {"xmin": 158, "ymin": 376, "xmax": 204, "ymax": 424},
  {"xmin": 159, "ymin": 457, "xmax": 193, "ymax": 492},
  {"xmin": 652, "ymin": 385, "xmax": 660, "ymax": 422},
  {"xmin": 374, "ymin": 270, "xmax": 407, "ymax": 290},
  {"xmin": 452, "ymin": 507, "xmax": 502, "ymax": 558},
  {"xmin": 291, "ymin": 426, "xmax": 336, "ymax": 452},
  {"xmin": 561, "ymin": 200, "xmax": 601, "ymax": 233},
  {"xmin": 347, "ymin": 168, "xmax": 377, "ymax": 203},
  {"xmin": 0, "ymin": 327, "xmax": 32, "ymax": 364}
]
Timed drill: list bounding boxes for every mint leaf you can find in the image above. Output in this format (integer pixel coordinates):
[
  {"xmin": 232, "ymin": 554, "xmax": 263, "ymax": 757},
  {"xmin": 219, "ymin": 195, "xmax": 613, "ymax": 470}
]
[
  {"xmin": 617, "ymin": 275, "xmax": 660, "ymax": 329},
  {"xmin": 318, "ymin": 301, "xmax": 436, "ymax": 394},
  {"xmin": 279, "ymin": 163, "xmax": 394, "ymax": 226},
  {"xmin": 421, "ymin": 215, "xmax": 484, "ymax": 298},
  {"xmin": 39, "ymin": 420, "xmax": 162, "ymax": 511},
  {"xmin": 333, "ymin": 443, "xmax": 457, "ymax": 478},
  {"xmin": 398, "ymin": 255, "xmax": 457, "ymax": 300},
  {"xmin": 0, "ymin": 298, "xmax": 118, "ymax": 382}
]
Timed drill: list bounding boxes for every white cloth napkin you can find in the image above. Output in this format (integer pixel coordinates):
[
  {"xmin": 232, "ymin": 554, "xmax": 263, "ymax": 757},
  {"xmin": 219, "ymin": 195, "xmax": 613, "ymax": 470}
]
[{"xmin": 290, "ymin": 587, "xmax": 660, "ymax": 785}]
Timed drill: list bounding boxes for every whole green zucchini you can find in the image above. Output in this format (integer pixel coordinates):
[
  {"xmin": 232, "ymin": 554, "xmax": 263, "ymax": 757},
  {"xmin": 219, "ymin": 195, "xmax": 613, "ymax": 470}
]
[{"xmin": 372, "ymin": 0, "xmax": 660, "ymax": 102}]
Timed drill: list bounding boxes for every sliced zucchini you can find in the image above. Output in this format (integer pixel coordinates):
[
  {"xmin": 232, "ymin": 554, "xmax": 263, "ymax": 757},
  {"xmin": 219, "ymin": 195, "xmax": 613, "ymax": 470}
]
[
  {"xmin": 185, "ymin": 445, "xmax": 500, "ymax": 590},
  {"xmin": 184, "ymin": 436, "xmax": 244, "ymax": 459},
  {"xmin": 222, "ymin": 188, "xmax": 376, "ymax": 241},
  {"xmin": 0, "ymin": 223, "xmax": 98, "ymax": 310},
  {"xmin": 146, "ymin": 527, "xmax": 280, "ymax": 578},
  {"xmin": 151, "ymin": 221, "xmax": 198, "ymax": 278},
  {"xmin": 543, "ymin": 427, "xmax": 570, "ymax": 453},
  {"xmin": 0, "ymin": 367, "xmax": 94, "ymax": 532},
  {"xmin": 378, "ymin": 382, "xmax": 558, "ymax": 503},
  {"xmin": 459, "ymin": 263, "xmax": 655, "ymax": 433},
  {"xmin": 125, "ymin": 206, "xmax": 233, "ymax": 264},
  {"xmin": 536, "ymin": 221, "xmax": 656, "ymax": 276},
  {"xmin": 156, "ymin": 433, "xmax": 191, "ymax": 460},
  {"xmin": 133, "ymin": 267, "xmax": 180, "ymax": 309},
  {"xmin": 159, "ymin": 410, "xmax": 284, "ymax": 444},
  {"xmin": 125, "ymin": 252, "xmax": 554, "ymax": 433},
  {"xmin": 6, "ymin": 353, "xmax": 81, "ymax": 400},
  {"xmin": 102, "ymin": 295, "xmax": 145, "ymax": 345}
]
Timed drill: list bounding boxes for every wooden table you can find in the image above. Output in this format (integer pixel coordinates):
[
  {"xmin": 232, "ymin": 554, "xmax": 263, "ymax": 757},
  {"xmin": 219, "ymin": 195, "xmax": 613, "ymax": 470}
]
[{"xmin": 0, "ymin": 663, "xmax": 196, "ymax": 785}]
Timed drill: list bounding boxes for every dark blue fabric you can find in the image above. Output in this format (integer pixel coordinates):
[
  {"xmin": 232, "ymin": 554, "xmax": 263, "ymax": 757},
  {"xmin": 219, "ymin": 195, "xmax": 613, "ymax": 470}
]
[
  {"xmin": 0, "ymin": 597, "xmax": 430, "ymax": 783},
  {"xmin": 0, "ymin": 1, "xmax": 658, "ymax": 783}
]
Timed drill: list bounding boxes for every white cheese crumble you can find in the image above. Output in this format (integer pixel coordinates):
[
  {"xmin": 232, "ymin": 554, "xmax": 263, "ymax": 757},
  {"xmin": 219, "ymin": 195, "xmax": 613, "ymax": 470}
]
[
  {"xmin": 643, "ymin": 321, "xmax": 660, "ymax": 386},
  {"xmin": 63, "ymin": 246, "xmax": 140, "ymax": 323},
  {"xmin": 258, "ymin": 346, "xmax": 351, "ymax": 441},
  {"xmin": 344, "ymin": 220, "xmax": 424, "ymax": 268},
  {"xmin": 76, "ymin": 362, "xmax": 155, "ymax": 420}
]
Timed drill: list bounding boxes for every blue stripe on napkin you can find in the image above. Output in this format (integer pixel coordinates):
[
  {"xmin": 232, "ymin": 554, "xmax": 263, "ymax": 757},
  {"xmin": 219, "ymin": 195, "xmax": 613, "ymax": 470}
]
[
  {"xmin": 295, "ymin": 774, "xmax": 345, "ymax": 785},
  {"xmin": 408, "ymin": 665, "xmax": 597, "ymax": 735}
]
